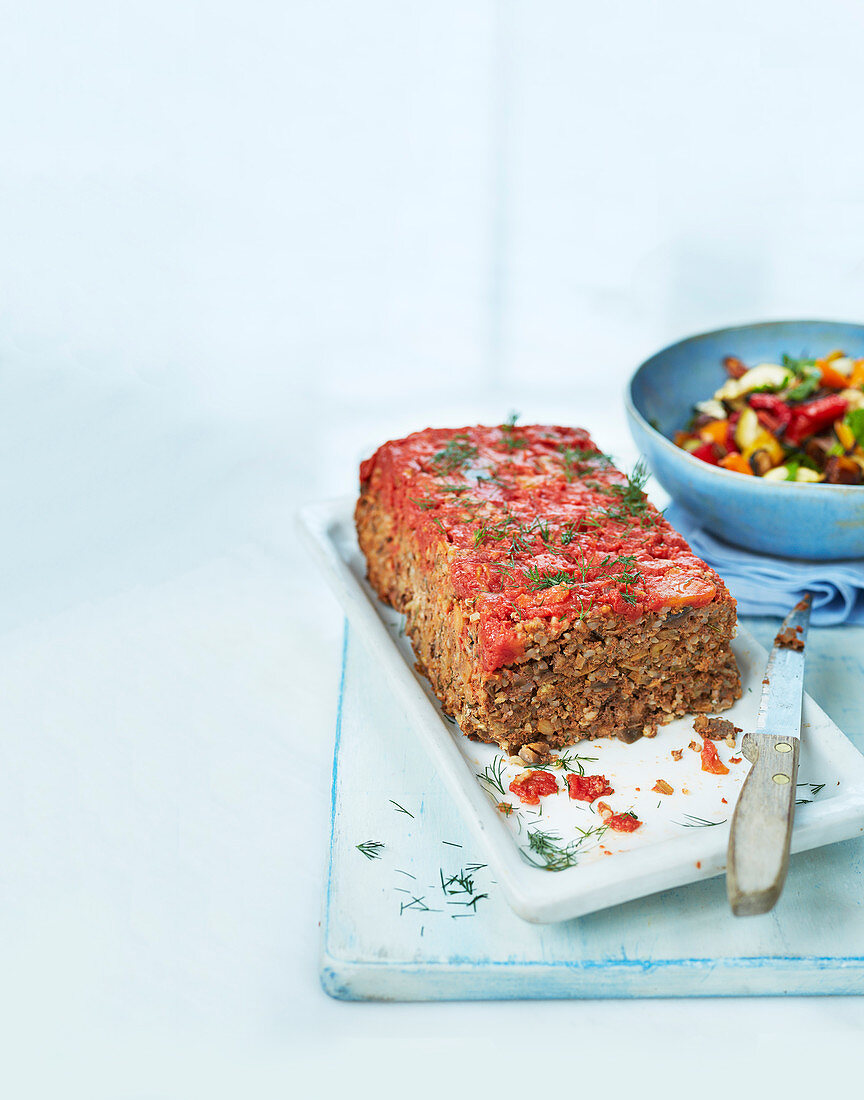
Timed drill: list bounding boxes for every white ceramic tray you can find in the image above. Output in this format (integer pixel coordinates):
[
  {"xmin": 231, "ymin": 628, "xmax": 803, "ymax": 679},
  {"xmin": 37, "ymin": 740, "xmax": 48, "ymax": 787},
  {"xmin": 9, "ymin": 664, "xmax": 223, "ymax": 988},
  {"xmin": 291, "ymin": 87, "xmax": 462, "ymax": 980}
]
[{"xmin": 299, "ymin": 497, "xmax": 864, "ymax": 923}]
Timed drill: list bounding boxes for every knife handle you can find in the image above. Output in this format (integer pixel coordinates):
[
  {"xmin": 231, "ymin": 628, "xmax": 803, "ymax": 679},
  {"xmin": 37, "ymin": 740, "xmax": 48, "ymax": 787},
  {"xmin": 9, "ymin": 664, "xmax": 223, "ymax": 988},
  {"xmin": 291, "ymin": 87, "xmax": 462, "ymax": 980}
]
[{"xmin": 726, "ymin": 732, "xmax": 799, "ymax": 916}]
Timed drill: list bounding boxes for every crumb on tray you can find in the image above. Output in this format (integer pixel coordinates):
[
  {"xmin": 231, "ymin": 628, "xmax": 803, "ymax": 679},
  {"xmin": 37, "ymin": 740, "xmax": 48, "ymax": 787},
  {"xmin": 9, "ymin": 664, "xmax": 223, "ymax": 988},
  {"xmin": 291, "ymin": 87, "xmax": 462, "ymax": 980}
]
[{"xmin": 693, "ymin": 714, "xmax": 743, "ymax": 741}]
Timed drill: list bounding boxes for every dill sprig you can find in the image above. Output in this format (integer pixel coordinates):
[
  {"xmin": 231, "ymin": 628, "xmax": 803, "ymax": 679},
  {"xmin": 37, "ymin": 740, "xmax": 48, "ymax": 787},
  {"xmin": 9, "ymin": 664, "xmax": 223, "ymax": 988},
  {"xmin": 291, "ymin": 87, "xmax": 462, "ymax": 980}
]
[
  {"xmin": 603, "ymin": 460, "xmax": 652, "ymax": 522},
  {"xmin": 496, "ymin": 561, "xmax": 522, "ymax": 587},
  {"xmin": 430, "ymin": 435, "xmax": 479, "ymax": 475},
  {"xmin": 407, "ymin": 496, "xmax": 436, "ymax": 511},
  {"xmin": 574, "ymin": 595, "xmax": 596, "ymax": 621},
  {"xmin": 796, "ymin": 782, "xmax": 826, "ymax": 805},
  {"xmin": 558, "ymin": 444, "xmax": 609, "ymax": 482},
  {"xmin": 500, "ymin": 411, "xmax": 527, "ymax": 451},
  {"xmin": 521, "ymin": 823, "xmax": 608, "ymax": 871},
  {"xmin": 524, "ymin": 566, "xmax": 578, "ymax": 591},
  {"xmin": 549, "ymin": 750, "xmax": 599, "ymax": 777},
  {"xmin": 604, "ymin": 553, "xmax": 643, "ymax": 604},
  {"xmin": 674, "ymin": 814, "xmax": 727, "ymax": 828},
  {"xmin": 356, "ymin": 840, "xmax": 385, "ymax": 860},
  {"xmin": 389, "ymin": 799, "xmax": 415, "ymax": 818},
  {"xmin": 473, "ymin": 512, "xmax": 542, "ymax": 558},
  {"xmin": 476, "ymin": 755, "xmax": 509, "ymax": 799}
]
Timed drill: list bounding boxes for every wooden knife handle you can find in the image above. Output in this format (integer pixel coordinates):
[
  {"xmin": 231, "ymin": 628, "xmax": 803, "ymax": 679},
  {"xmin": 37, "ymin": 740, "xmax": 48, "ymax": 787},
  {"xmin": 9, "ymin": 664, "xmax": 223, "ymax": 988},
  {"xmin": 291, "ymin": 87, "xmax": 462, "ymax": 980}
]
[{"xmin": 726, "ymin": 732, "xmax": 799, "ymax": 916}]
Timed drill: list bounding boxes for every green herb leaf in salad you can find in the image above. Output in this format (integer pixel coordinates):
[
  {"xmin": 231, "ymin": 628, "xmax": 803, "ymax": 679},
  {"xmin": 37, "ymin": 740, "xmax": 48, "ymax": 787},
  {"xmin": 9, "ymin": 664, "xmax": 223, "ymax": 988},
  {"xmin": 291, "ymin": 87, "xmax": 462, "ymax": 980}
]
[{"xmin": 783, "ymin": 363, "xmax": 822, "ymax": 403}]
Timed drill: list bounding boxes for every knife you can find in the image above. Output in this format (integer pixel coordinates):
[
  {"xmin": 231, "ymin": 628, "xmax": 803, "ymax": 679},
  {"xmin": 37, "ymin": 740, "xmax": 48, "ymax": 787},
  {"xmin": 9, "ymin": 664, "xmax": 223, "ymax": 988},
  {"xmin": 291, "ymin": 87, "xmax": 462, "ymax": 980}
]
[{"xmin": 726, "ymin": 595, "xmax": 811, "ymax": 916}]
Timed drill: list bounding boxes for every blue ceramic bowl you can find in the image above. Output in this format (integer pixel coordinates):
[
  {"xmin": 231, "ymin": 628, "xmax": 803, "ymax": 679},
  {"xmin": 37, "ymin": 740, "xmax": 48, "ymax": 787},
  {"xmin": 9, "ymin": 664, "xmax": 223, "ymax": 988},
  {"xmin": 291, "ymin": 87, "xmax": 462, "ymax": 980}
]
[{"xmin": 626, "ymin": 320, "xmax": 864, "ymax": 560}]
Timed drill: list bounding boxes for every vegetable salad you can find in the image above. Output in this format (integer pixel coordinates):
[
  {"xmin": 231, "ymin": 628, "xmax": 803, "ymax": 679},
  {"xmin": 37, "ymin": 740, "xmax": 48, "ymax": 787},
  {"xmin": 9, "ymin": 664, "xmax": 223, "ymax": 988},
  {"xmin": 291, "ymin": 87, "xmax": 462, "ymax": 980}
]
[{"xmin": 675, "ymin": 351, "xmax": 864, "ymax": 483}]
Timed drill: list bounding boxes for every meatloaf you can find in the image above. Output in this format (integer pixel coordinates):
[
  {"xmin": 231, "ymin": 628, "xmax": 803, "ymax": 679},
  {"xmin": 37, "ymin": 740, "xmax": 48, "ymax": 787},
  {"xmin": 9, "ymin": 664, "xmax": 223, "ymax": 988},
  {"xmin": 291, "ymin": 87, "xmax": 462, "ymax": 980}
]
[{"xmin": 355, "ymin": 423, "xmax": 741, "ymax": 754}]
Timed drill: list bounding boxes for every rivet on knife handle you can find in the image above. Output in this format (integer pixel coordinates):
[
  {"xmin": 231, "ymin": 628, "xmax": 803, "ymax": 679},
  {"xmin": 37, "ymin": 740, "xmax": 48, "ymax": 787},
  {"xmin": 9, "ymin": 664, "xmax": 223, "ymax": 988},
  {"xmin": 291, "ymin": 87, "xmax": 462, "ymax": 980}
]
[{"xmin": 726, "ymin": 732, "xmax": 800, "ymax": 915}]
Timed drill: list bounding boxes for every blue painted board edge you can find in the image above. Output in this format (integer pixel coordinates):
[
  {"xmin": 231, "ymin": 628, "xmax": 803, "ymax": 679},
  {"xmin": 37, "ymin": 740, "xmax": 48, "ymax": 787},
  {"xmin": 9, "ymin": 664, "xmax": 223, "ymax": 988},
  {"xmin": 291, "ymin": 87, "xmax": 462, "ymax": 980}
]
[{"xmin": 320, "ymin": 623, "xmax": 864, "ymax": 1002}]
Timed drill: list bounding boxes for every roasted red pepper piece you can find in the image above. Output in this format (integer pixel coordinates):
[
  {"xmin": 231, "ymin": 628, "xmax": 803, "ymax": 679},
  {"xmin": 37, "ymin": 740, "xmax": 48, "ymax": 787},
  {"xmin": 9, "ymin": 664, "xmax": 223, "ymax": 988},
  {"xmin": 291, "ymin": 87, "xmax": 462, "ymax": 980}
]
[
  {"xmin": 566, "ymin": 774, "xmax": 614, "ymax": 802},
  {"xmin": 596, "ymin": 801, "xmax": 643, "ymax": 832},
  {"xmin": 725, "ymin": 410, "xmax": 742, "ymax": 452},
  {"xmin": 607, "ymin": 812, "xmax": 642, "ymax": 833},
  {"xmin": 749, "ymin": 393, "xmax": 792, "ymax": 435},
  {"xmin": 700, "ymin": 738, "xmax": 729, "ymax": 775},
  {"xmin": 690, "ymin": 442, "xmax": 721, "ymax": 465},
  {"xmin": 509, "ymin": 770, "xmax": 558, "ymax": 805},
  {"xmin": 785, "ymin": 395, "xmax": 848, "ymax": 446}
]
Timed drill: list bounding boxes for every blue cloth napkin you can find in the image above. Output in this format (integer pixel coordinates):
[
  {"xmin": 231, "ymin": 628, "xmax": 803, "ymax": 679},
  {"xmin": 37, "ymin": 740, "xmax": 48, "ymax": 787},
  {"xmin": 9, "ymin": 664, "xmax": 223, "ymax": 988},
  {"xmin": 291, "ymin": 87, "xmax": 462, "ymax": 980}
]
[{"xmin": 665, "ymin": 504, "xmax": 864, "ymax": 625}]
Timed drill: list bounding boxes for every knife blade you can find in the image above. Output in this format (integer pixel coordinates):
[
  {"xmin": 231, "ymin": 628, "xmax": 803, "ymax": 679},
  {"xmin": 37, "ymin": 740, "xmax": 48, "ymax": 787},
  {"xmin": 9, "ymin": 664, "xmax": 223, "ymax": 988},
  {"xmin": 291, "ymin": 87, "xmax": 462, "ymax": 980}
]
[{"xmin": 726, "ymin": 596, "xmax": 811, "ymax": 916}]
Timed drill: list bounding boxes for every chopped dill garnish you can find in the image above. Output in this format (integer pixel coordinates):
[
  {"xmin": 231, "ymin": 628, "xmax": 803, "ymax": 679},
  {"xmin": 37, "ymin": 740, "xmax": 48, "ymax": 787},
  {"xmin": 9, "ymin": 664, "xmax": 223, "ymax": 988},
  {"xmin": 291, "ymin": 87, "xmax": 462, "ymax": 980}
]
[
  {"xmin": 356, "ymin": 840, "xmax": 385, "ymax": 860},
  {"xmin": 440, "ymin": 868, "xmax": 476, "ymax": 896},
  {"xmin": 439, "ymin": 484, "xmax": 469, "ymax": 494},
  {"xmin": 399, "ymin": 895, "xmax": 441, "ymax": 915},
  {"xmin": 430, "ymin": 435, "xmax": 479, "ymax": 474},
  {"xmin": 389, "ymin": 799, "xmax": 415, "ymax": 818},
  {"xmin": 408, "ymin": 496, "xmax": 436, "ymax": 510},
  {"xmin": 473, "ymin": 512, "xmax": 540, "ymax": 557},
  {"xmin": 560, "ymin": 523, "xmax": 577, "ymax": 546},
  {"xmin": 447, "ymin": 893, "xmax": 488, "ymax": 910},
  {"xmin": 475, "ymin": 471, "xmax": 508, "ymax": 489}
]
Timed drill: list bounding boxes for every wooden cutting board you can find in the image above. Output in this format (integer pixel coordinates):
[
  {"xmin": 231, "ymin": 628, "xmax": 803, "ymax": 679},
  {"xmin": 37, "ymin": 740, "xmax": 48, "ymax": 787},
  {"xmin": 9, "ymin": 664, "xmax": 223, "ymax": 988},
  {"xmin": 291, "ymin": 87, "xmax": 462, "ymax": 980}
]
[{"xmin": 322, "ymin": 621, "xmax": 864, "ymax": 1001}]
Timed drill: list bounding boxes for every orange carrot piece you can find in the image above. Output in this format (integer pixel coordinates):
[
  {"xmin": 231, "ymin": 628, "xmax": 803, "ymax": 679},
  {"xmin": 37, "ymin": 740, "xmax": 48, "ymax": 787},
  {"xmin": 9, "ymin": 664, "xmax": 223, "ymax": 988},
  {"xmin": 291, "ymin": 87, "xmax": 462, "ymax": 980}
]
[
  {"xmin": 699, "ymin": 419, "xmax": 730, "ymax": 445},
  {"xmin": 719, "ymin": 453, "xmax": 753, "ymax": 475},
  {"xmin": 849, "ymin": 360, "xmax": 864, "ymax": 389},
  {"xmin": 819, "ymin": 361, "xmax": 849, "ymax": 389}
]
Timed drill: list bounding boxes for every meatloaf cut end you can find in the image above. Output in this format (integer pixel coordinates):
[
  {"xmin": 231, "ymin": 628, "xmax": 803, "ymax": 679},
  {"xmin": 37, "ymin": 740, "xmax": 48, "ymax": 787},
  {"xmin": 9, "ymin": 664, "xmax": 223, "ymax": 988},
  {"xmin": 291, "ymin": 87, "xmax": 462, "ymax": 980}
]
[{"xmin": 355, "ymin": 424, "xmax": 741, "ymax": 754}]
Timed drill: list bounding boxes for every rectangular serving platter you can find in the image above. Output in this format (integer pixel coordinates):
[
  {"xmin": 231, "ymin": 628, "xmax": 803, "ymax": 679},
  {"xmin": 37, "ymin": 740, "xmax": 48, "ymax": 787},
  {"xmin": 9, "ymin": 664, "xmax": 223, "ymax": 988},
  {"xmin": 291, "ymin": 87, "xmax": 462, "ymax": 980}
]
[{"xmin": 300, "ymin": 496, "xmax": 864, "ymax": 924}]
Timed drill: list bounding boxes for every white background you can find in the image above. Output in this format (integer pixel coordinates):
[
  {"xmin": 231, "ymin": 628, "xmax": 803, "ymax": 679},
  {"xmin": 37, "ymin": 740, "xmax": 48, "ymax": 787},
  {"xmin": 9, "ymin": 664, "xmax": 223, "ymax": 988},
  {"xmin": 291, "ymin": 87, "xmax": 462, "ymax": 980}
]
[{"xmin": 3, "ymin": 1, "xmax": 864, "ymax": 1096}]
